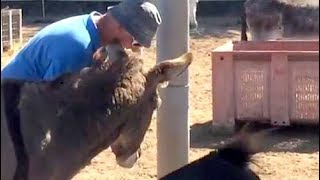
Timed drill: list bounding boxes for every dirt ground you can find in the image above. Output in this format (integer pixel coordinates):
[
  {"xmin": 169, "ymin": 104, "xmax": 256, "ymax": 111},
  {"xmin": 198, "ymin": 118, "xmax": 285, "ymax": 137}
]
[{"xmin": 1, "ymin": 16, "xmax": 319, "ymax": 180}]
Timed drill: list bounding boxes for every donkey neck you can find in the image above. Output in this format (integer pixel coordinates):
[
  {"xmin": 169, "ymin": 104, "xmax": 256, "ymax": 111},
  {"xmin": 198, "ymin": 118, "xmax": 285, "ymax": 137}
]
[
  {"xmin": 281, "ymin": 2, "xmax": 319, "ymax": 35},
  {"xmin": 18, "ymin": 74, "xmax": 122, "ymax": 179},
  {"xmin": 22, "ymin": 65, "xmax": 145, "ymax": 179}
]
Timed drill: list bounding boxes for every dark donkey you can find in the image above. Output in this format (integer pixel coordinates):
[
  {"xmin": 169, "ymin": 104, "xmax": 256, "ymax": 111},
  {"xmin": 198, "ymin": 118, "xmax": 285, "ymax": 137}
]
[
  {"xmin": 1, "ymin": 42, "xmax": 193, "ymax": 180},
  {"xmin": 159, "ymin": 127, "xmax": 276, "ymax": 180},
  {"xmin": 241, "ymin": 0, "xmax": 319, "ymax": 41}
]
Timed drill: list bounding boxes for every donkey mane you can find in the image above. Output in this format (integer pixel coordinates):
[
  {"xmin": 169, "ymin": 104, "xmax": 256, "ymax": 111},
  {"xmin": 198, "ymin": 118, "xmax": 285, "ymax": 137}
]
[{"xmin": 24, "ymin": 51, "xmax": 146, "ymax": 115}]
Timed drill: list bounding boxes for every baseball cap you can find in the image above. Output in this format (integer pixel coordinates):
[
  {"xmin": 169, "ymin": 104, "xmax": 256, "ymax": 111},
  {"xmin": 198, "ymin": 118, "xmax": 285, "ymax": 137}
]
[{"xmin": 108, "ymin": 0, "xmax": 162, "ymax": 48}]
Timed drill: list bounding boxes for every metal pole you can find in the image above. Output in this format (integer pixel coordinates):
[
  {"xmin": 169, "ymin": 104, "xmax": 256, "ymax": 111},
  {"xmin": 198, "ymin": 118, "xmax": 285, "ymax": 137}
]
[
  {"xmin": 1, "ymin": 11, "xmax": 3, "ymax": 54},
  {"xmin": 156, "ymin": 0, "xmax": 190, "ymax": 179},
  {"xmin": 8, "ymin": 10, "xmax": 13, "ymax": 49},
  {"xmin": 19, "ymin": 9, "xmax": 22, "ymax": 44},
  {"xmin": 42, "ymin": 0, "xmax": 46, "ymax": 18}
]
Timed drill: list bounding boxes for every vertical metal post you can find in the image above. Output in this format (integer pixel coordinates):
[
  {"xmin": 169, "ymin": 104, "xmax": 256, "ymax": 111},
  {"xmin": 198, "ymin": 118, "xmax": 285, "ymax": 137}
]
[
  {"xmin": 19, "ymin": 9, "xmax": 22, "ymax": 44},
  {"xmin": 156, "ymin": 0, "xmax": 190, "ymax": 178},
  {"xmin": 8, "ymin": 10, "xmax": 13, "ymax": 49},
  {"xmin": 1, "ymin": 11, "xmax": 3, "ymax": 54},
  {"xmin": 42, "ymin": 0, "xmax": 46, "ymax": 18}
]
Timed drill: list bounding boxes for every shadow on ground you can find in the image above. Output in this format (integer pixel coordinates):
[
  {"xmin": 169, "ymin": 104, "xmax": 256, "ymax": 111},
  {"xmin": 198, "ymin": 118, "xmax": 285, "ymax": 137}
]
[
  {"xmin": 190, "ymin": 16, "xmax": 244, "ymax": 40},
  {"xmin": 190, "ymin": 120, "xmax": 319, "ymax": 154}
]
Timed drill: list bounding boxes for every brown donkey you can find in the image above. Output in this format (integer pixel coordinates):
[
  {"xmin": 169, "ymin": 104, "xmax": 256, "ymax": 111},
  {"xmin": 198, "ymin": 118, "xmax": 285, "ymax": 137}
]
[{"xmin": 1, "ymin": 42, "xmax": 193, "ymax": 180}]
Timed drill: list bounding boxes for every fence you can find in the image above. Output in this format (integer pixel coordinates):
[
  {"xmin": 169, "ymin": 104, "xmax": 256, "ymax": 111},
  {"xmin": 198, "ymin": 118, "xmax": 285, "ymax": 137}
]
[
  {"xmin": 0, "ymin": 0, "xmax": 245, "ymax": 18},
  {"xmin": 1, "ymin": 8, "xmax": 22, "ymax": 54}
]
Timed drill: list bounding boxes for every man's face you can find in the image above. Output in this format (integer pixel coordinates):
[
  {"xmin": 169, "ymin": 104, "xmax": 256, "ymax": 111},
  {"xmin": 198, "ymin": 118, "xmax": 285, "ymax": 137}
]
[
  {"xmin": 116, "ymin": 26, "xmax": 135, "ymax": 49},
  {"xmin": 115, "ymin": 26, "xmax": 143, "ymax": 53},
  {"xmin": 100, "ymin": 13, "xmax": 144, "ymax": 52}
]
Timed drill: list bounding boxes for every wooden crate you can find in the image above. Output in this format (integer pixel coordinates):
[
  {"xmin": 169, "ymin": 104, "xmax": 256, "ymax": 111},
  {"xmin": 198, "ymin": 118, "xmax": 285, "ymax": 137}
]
[
  {"xmin": 1, "ymin": 8, "xmax": 22, "ymax": 54},
  {"xmin": 211, "ymin": 40, "xmax": 319, "ymax": 133}
]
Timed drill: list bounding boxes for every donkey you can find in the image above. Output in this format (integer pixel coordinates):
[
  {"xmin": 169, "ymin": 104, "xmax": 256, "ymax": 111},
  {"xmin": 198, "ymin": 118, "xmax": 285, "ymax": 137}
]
[
  {"xmin": 159, "ymin": 127, "xmax": 270, "ymax": 180},
  {"xmin": 1, "ymin": 42, "xmax": 193, "ymax": 180},
  {"xmin": 242, "ymin": 0, "xmax": 319, "ymax": 41}
]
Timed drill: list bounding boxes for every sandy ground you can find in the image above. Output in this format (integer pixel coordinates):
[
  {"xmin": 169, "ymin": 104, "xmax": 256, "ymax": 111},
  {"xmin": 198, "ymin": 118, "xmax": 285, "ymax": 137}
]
[{"xmin": 1, "ymin": 17, "xmax": 319, "ymax": 180}]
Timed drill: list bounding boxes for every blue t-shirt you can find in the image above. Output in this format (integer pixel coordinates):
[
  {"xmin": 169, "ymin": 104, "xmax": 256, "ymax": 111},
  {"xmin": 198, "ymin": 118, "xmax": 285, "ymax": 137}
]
[{"xmin": 1, "ymin": 12, "xmax": 102, "ymax": 81}]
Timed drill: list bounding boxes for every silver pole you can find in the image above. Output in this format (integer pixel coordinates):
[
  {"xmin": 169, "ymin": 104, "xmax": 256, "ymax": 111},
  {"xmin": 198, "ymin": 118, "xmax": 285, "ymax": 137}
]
[
  {"xmin": 42, "ymin": 0, "xmax": 46, "ymax": 18},
  {"xmin": 1, "ymin": 11, "xmax": 3, "ymax": 54},
  {"xmin": 8, "ymin": 10, "xmax": 13, "ymax": 49},
  {"xmin": 156, "ymin": 0, "xmax": 190, "ymax": 178}
]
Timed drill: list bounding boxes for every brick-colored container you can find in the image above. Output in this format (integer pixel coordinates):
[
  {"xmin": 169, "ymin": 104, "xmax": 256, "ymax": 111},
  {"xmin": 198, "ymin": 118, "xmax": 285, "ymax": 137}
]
[{"xmin": 211, "ymin": 40, "xmax": 319, "ymax": 133}]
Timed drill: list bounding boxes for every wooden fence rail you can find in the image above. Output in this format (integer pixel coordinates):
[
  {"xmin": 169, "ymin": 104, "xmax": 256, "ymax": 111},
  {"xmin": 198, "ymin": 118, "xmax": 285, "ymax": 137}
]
[{"xmin": 1, "ymin": 8, "xmax": 22, "ymax": 54}]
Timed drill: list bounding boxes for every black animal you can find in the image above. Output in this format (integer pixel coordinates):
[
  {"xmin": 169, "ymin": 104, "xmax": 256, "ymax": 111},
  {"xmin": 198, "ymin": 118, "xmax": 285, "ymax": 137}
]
[{"xmin": 160, "ymin": 131, "xmax": 262, "ymax": 180}]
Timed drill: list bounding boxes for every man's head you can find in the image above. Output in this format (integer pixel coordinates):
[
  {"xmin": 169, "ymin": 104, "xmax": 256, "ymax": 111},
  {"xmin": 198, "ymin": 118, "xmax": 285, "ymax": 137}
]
[{"xmin": 97, "ymin": 0, "xmax": 162, "ymax": 49}]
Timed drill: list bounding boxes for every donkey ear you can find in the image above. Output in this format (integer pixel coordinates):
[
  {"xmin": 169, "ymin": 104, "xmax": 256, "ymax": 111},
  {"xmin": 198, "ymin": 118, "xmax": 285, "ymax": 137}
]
[{"xmin": 147, "ymin": 52, "xmax": 193, "ymax": 84}]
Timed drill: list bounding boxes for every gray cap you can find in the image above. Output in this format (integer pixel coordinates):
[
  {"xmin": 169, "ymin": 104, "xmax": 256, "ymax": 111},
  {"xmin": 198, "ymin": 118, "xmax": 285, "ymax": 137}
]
[{"xmin": 108, "ymin": 0, "xmax": 162, "ymax": 48}]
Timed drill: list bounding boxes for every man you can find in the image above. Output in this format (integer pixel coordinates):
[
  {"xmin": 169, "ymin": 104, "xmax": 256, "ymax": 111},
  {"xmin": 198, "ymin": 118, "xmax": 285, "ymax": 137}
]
[{"xmin": 1, "ymin": 0, "xmax": 162, "ymax": 81}]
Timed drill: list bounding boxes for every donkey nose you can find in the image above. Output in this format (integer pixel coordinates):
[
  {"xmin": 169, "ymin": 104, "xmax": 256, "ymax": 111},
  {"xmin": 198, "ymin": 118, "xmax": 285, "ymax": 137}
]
[{"xmin": 116, "ymin": 149, "xmax": 141, "ymax": 168}]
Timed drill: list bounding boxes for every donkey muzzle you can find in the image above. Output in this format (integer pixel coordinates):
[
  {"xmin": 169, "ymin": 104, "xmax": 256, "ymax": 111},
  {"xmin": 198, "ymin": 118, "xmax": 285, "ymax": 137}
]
[{"xmin": 116, "ymin": 148, "xmax": 141, "ymax": 168}]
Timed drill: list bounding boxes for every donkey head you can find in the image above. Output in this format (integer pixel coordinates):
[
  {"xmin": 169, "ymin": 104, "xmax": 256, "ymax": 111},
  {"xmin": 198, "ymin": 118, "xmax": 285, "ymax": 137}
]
[
  {"xmin": 99, "ymin": 43, "xmax": 193, "ymax": 168},
  {"xmin": 245, "ymin": 0, "xmax": 284, "ymax": 41}
]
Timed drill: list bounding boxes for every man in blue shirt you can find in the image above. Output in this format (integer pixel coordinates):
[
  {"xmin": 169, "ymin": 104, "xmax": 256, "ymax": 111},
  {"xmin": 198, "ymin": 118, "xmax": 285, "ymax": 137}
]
[{"xmin": 1, "ymin": 0, "xmax": 162, "ymax": 81}]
